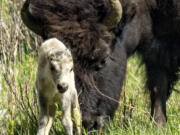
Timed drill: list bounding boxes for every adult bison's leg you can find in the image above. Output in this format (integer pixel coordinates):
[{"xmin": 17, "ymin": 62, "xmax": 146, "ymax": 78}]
[
  {"xmin": 143, "ymin": 42, "xmax": 171, "ymax": 126},
  {"xmin": 140, "ymin": 38, "xmax": 179, "ymax": 127},
  {"xmin": 142, "ymin": 40, "xmax": 167, "ymax": 127},
  {"xmin": 146, "ymin": 68, "xmax": 168, "ymax": 127}
]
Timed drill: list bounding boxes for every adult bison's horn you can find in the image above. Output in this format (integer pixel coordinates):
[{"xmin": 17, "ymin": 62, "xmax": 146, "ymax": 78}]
[{"xmin": 104, "ymin": 0, "xmax": 123, "ymax": 30}]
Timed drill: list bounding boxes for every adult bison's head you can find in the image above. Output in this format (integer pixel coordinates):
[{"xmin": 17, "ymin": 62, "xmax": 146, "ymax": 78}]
[{"xmin": 21, "ymin": 0, "xmax": 123, "ymax": 70}]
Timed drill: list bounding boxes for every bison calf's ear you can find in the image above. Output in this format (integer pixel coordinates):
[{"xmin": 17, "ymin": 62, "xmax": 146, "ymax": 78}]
[{"xmin": 57, "ymin": 84, "xmax": 68, "ymax": 93}]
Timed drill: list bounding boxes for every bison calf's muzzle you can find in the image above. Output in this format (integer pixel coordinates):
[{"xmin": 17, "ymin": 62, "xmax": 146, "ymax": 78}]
[{"xmin": 57, "ymin": 83, "xmax": 68, "ymax": 93}]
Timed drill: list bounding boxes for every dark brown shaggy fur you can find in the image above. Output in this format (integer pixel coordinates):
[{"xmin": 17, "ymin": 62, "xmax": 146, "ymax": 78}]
[{"xmin": 21, "ymin": 0, "xmax": 114, "ymax": 70}]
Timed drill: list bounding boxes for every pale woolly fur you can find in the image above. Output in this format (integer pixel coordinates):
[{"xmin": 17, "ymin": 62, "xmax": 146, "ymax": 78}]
[{"xmin": 36, "ymin": 38, "xmax": 81, "ymax": 135}]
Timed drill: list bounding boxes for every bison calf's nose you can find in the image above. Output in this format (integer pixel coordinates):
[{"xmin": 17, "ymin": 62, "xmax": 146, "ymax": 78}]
[{"xmin": 57, "ymin": 83, "xmax": 68, "ymax": 93}]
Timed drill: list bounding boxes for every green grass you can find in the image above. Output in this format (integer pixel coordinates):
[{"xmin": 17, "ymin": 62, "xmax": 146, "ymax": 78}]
[
  {"xmin": 1, "ymin": 50, "xmax": 180, "ymax": 135},
  {"xmin": 0, "ymin": 0, "xmax": 180, "ymax": 135}
]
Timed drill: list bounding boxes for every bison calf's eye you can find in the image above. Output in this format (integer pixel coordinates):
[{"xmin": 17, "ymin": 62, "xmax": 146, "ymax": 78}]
[
  {"xmin": 50, "ymin": 65, "xmax": 55, "ymax": 71},
  {"xmin": 57, "ymin": 84, "xmax": 68, "ymax": 93}
]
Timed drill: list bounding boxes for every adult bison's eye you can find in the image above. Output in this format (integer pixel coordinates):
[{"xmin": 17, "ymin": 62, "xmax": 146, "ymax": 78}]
[{"xmin": 101, "ymin": 59, "xmax": 106, "ymax": 65}]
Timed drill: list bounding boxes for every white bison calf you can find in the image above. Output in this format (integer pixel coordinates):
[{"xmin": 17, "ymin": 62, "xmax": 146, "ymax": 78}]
[{"xmin": 36, "ymin": 38, "xmax": 81, "ymax": 135}]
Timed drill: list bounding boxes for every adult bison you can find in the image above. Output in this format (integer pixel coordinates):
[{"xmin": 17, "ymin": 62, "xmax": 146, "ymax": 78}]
[
  {"xmin": 21, "ymin": 0, "xmax": 124, "ymax": 130},
  {"xmin": 21, "ymin": 0, "xmax": 180, "ymax": 130}
]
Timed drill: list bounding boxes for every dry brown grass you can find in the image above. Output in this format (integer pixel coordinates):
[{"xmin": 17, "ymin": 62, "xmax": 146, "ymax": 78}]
[{"xmin": 0, "ymin": 0, "xmax": 41, "ymax": 134}]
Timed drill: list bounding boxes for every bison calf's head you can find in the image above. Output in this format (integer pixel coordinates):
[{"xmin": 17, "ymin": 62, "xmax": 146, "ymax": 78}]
[{"xmin": 47, "ymin": 50, "xmax": 74, "ymax": 93}]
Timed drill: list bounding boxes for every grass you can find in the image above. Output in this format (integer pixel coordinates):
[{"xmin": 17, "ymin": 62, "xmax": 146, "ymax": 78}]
[{"xmin": 0, "ymin": 0, "xmax": 180, "ymax": 135}]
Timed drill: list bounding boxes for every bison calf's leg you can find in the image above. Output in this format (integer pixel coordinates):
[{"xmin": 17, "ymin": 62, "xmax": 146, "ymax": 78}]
[
  {"xmin": 62, "ymin": 99, "xmax": 73, "ymax": 135},
  {"xmin": 72, "ymin": 92, "xmax": 81, "ymax": 135},
  {"xmin": 146, "ymin": 68, "xmax": 168, "ymax": 127},
  {"xmin": 37, "ymin": 94, "xmax": 56, "ymax": 135}
]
